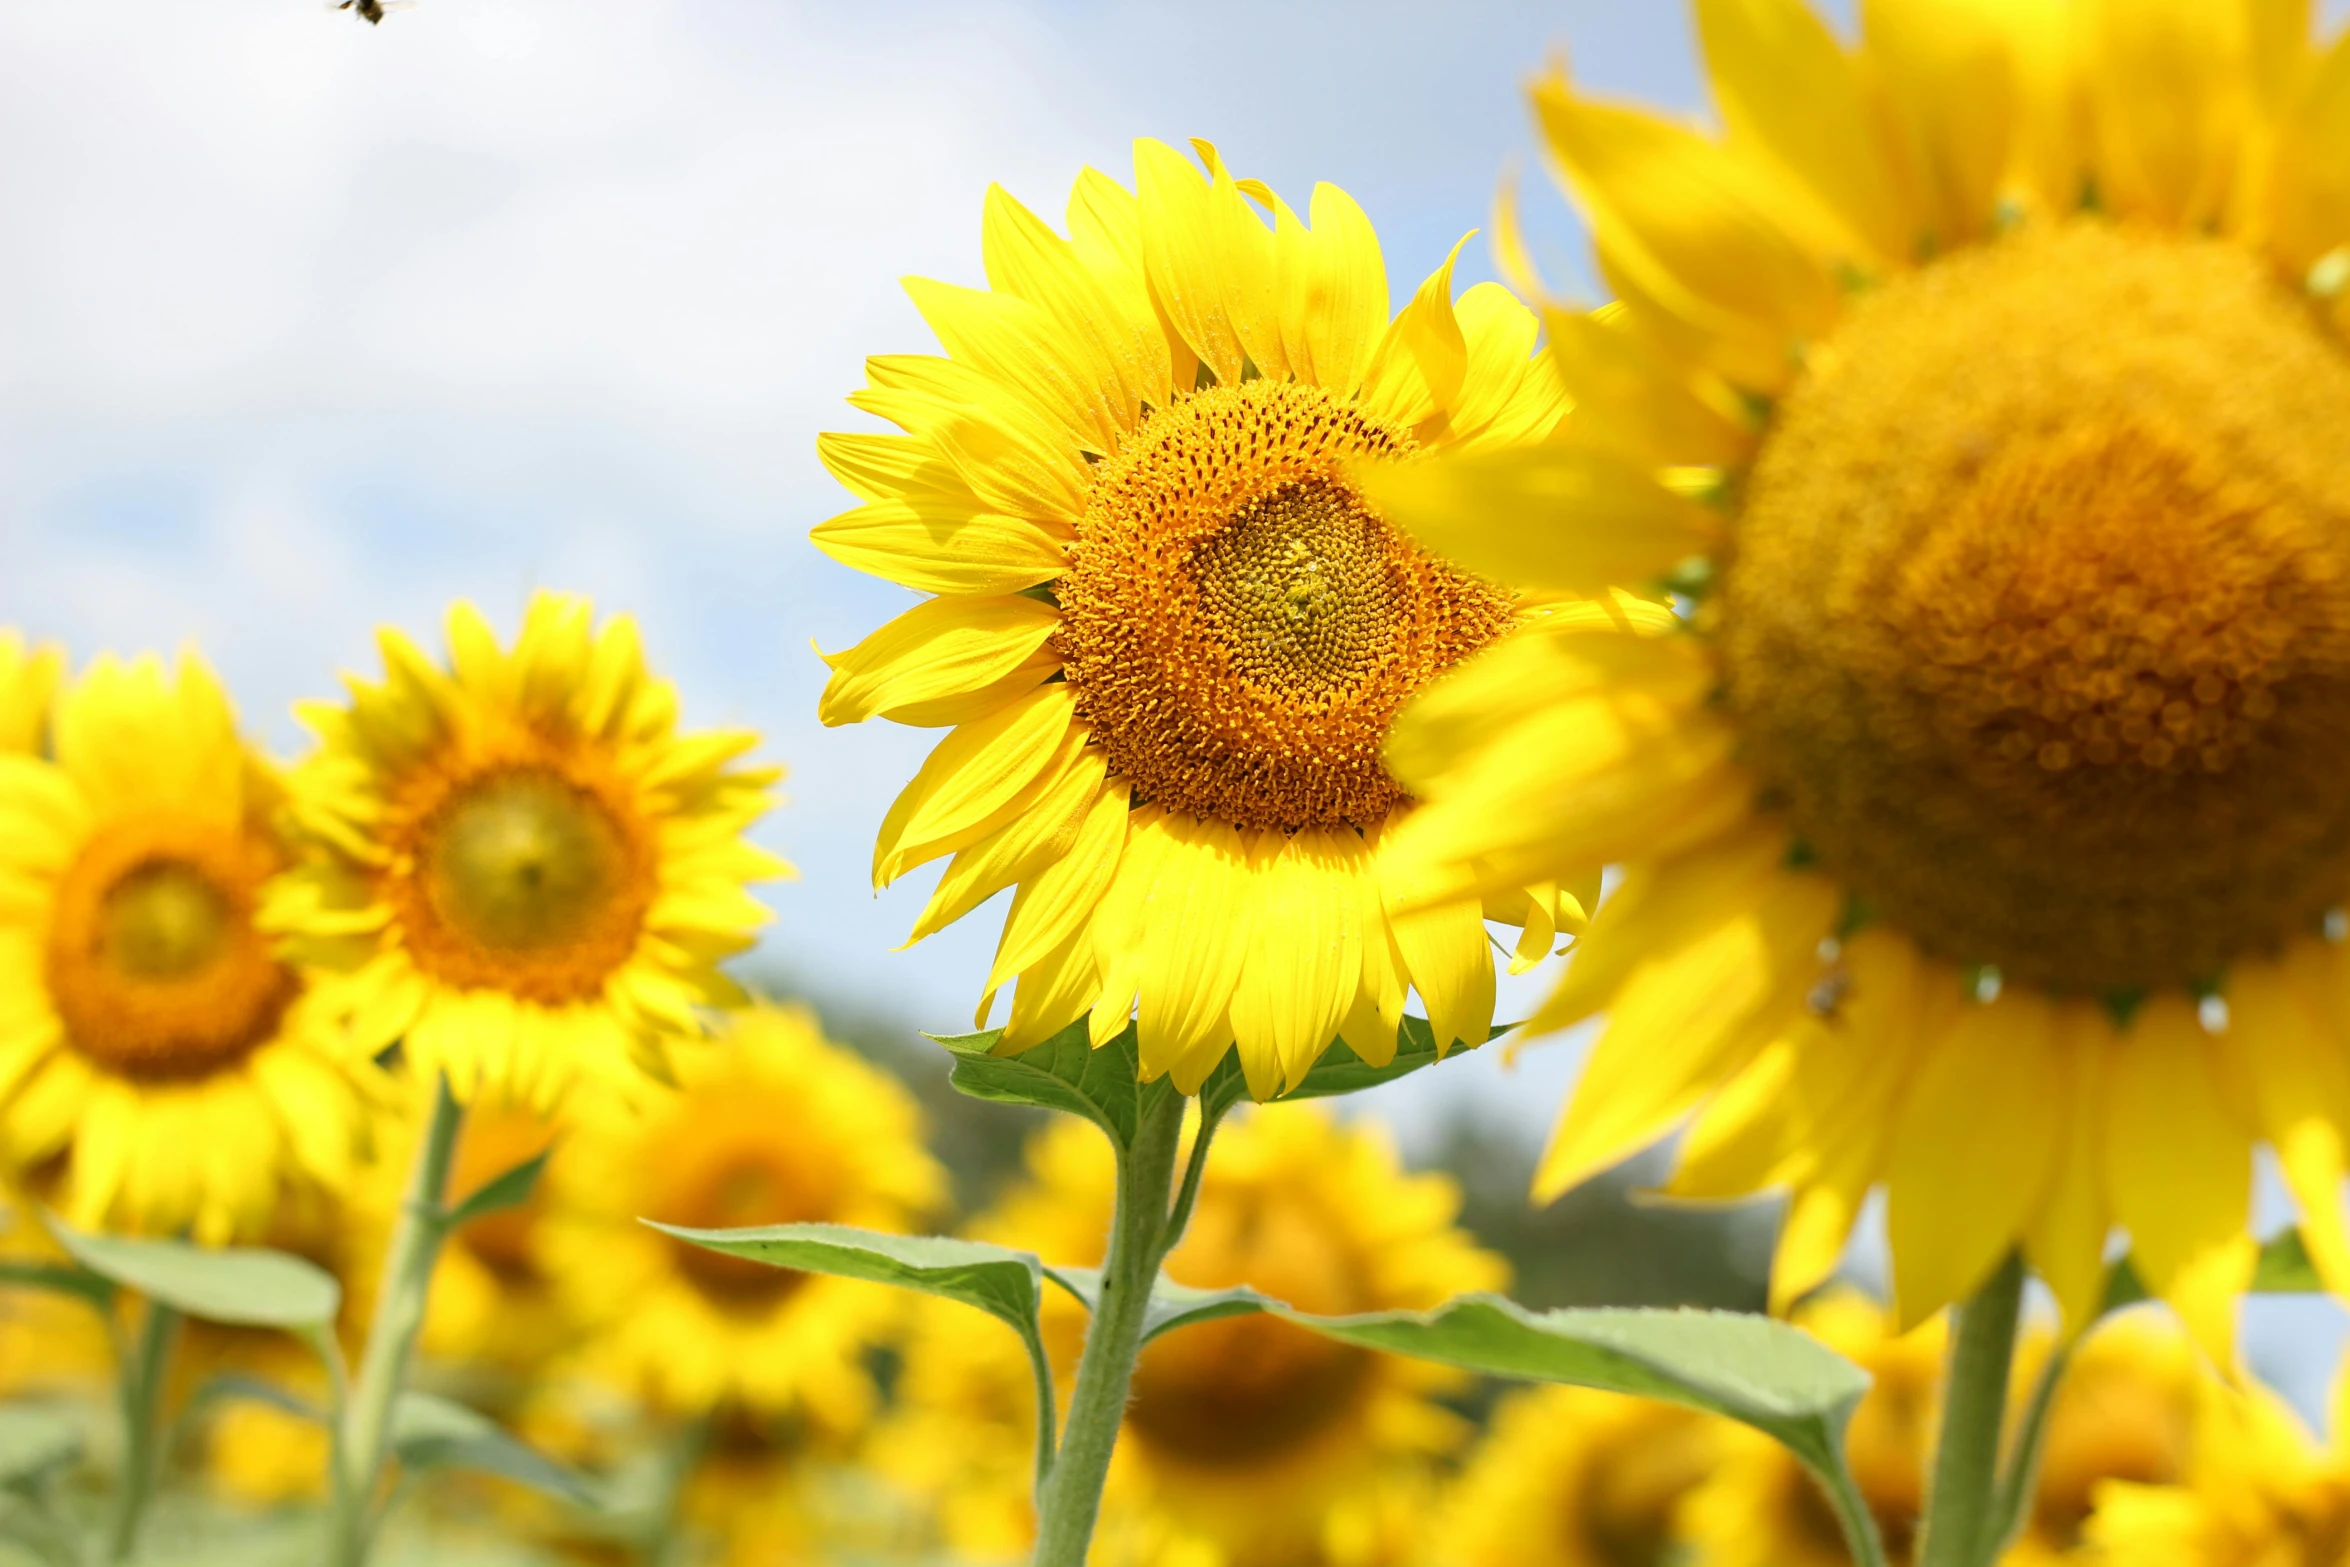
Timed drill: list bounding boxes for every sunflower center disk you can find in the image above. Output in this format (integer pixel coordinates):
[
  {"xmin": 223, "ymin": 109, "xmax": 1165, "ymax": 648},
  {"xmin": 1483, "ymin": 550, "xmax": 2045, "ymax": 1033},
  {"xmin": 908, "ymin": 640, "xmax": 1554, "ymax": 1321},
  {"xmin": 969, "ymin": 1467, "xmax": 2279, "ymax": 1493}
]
[
  {"xmin": 45, "ymin": 817, "xmax": 294, "ymax": 1079},
  {"xmin": 1057, "ymin": 380, "xmax": 1512, "ymax": 833},
  {"xmin": 1722, "ymin": 223, "xmax": 2350, "ymax": 992},
  {"xmin": 401, "ymin": 762, "xmax": 650, "ymax": 1003},
  {"xmin": 1123, "ymin": 1194, "xmax": 1372, "ymax": 1465}
]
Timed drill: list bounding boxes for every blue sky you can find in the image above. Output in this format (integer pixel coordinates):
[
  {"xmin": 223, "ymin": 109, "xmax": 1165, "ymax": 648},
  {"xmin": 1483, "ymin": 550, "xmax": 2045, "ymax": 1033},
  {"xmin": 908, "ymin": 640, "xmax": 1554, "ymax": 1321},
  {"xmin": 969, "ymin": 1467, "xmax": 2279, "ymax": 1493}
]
[{"xmin": 6, "ymin": 0, "xmax": 2345, "ymax": 1410}]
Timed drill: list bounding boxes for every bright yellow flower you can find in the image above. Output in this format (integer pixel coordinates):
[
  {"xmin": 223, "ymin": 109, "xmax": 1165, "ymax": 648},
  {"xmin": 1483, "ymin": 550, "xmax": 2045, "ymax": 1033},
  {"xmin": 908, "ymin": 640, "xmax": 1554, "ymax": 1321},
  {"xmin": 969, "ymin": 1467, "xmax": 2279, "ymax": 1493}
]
[
  {"xmin": 0, "ymin": 632, "xmax": 62, "ymax": 755},
  {"xmin": 1437, "ymin": 1384, "xmax": 1720, "ymax": 1567},
  {"xmin": 2012, "ymin": 1313, "xmax": 2200, "ymax": 1561},
  {"xmin": 1678, "ymin": 1292, "xmax": 1944, "ymax": 1567},
  {"xmin": 539, "ymin": 1002, "xmax": 947, "ymax": 1427},
  {"xmin": 817, "ymin": 137, "xmax": 1577, "ymax": 1096},
  {"xmin": 1373, "ymin": 0, "xmax": 2350, "ymax": 1340},
  {"xmin": 881, "ymin": 1105, "xmax": 1506, "ymax": 1567},
  {"xmin": 0, "ymin": 653, "xmax": 377, "ymax": 1241},
  {"xmin": 265, "ymin": 592, "xmax": 789, "ymax": 1111},
  {"xmin": 2087, "ymin": 1357, "xmax": 2350, "ymax": 1566}
]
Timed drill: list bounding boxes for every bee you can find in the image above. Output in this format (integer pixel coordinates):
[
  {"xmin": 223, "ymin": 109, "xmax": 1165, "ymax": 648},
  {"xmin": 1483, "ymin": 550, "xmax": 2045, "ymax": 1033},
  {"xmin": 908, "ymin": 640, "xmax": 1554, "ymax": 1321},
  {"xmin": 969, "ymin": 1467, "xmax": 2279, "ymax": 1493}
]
[{"xmin": 334, "ymin": 0, "xmax": 410, "ymax": 23}]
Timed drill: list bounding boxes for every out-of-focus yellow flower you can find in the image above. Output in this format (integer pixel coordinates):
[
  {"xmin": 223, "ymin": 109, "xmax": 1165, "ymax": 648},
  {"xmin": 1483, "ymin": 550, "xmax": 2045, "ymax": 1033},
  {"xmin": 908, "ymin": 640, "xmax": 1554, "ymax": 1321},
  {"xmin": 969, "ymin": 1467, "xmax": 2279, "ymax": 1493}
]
[
  {"xmin": 1679, "ymin": 1292, "xmax": 1943, "ymax": 1567},
  {"xmin": 882, "ymin": 1105, "xmax": 1505, "ymax": 1567},
  {"xmin": 0, "ymin": 1197, "xmax": 112, "ymax": 1401},
  {"xmin": 0, "ymin": 652, "xmax": 377, "ymax": 1242},
  {"xmin": 2087, "ymin": 1351, "xmax": 2350, "ymax": 1565},
  {"xmin": 540, "ymin": 1003, "xmax": 946, "ymax": 1428},
  {"xmin": 2009, "ymin": 1312, "xmax": 2200, "ymax": 1561},
  {"xmin": 264, "ymin": 591, "xmax": 789, "ymax": 1111},
  {"xmin": 817, "ymin": 137, "xmax": 1579, "ymax": 1095},
  {"xmin": 0, "ymin": 631, "xmax": 63, "ymax": 755},
  {"xmin": 1438, "ymin": 1384, "xmax": 1720, "ymax": 1567},
  {"xmin": 1373, "ymin": 0, "xmax": 2350, "ymax": 1347}
]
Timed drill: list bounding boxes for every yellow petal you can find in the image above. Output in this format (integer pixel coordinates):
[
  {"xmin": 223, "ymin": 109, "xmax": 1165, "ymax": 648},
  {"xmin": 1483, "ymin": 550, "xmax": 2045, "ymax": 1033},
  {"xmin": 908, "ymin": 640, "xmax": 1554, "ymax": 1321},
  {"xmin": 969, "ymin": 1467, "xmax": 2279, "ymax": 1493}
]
[
  {"xmin": 1886, "ymin": 988, "xmax": 2065, "ymax": 1327},
  {"xmin": 985, "ymin": 777, "xmax": 1131, "ymax": 992},
  {"xmin": 1227, "ymin": 829, "xmax": 1362, "ymax": 1095},
  {"xmin": 2077, "ymin": 0, "xmax": 2252, "ymax": 227},
  {"xmin": 818, "ymin": 595, "xmax": 1060, "ymax": 727},
  {"xmin": 2229, "ymin": 941, "xmax": 2350, "ymax": 1298},
  {"xmin": 1775, "ymin": 1168, "xmax": 1873, "ymax": 1313},
  {"xmin": 851, "ymin": 355, "xmax": 1087, "ymax": 523},
  {"xmin": 1670, "ymin": 1033, "xmax": 1800, "ymax": 1199},
  {"xmin": 1533, "ymin": 71, "xmax": 1840, "ymax": 371},
  {"xmin": 1135, "ymin": 138, "xmax": 1273, "ymax": 387},
  {"xmin": 1545, "ymin": 304, "xmax": 1757, "ymax": 468},
  {"xmin": 1086, "ymin": 805, "xmax": 1177, "ymax": 1045},
  {"xmin": 1696, "ymin": 0, "xmax": 1914, "ymax": 263},
  {"xmin": 1533, "ymin": 833, "xmax": 1837, "ymax": 1199},
  {"xmin": 1284, "ymin": 181, "xmax": 1388, "ymax": 394},
  {"xmin": 904, "ymin": 750, "xmax": 1107, "ymax": 949},
  {"xmin": 1366, "ymin": 441, "xmax": 1721, "ymax": 598},
  {"xmin": 2025, "ymin": 1001, "xmax": 2116, "ymax": 1337},
  {"xmin": 1442, "ymin": 284, "xmax": 1574, "ymax": 453},
  {"xmin": 1361, "ymin": 233, "xmax": 1472, "ymax": 432},
  {"xmin": 870, "ymin": 684, "xmax": 1081, "ymax": 887},
  {"xmin": 999, "ymin": 921, "xmax": 1101, "ymax": 1052},
  {"xmin": 1133, "ymin": 817, "xmax": 1254, "ymax": 1084},
  {"xmin": 1382, "ymin": 859, "xmax": 1495, "ymax": 1060},
  {"xmin": 1860, "ymin": 0, "xmax": 2031, "ymax": 246},
  {"xmin": 2104, "ymin": 993, "xmax": 2255, "ymax": 1363},
  {"xmin": 904, "ymin": 274, "xmax": 1120, "ymax": 457},
  {"xmin": 980, "ymin": 182, "xmax": 1167, "ymax": 434},
  {"xmin": 2267, "ymin": 29, "xmax": 2350, "ymax": 274}
]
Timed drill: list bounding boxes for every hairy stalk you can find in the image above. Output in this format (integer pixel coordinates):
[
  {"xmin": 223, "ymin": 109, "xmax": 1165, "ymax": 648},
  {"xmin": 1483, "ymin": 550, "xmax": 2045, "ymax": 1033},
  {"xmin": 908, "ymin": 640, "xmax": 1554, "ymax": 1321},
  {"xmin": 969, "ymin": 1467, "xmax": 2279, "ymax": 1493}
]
[
  {"xmin": 1917, "ymin": 1252, "xmax": 2027, "ymax": 1567},
  {"xmin": 1030, "ymin": 1085, "xmax": 1187, "ymax": 1567},
  {"xmin": 105, "ymin": 1296, "xmax": 179, "ymax": 1563},
  {"xmin": 330, "ymin": 1073, "xmax": 464, "ymax": 1567}
]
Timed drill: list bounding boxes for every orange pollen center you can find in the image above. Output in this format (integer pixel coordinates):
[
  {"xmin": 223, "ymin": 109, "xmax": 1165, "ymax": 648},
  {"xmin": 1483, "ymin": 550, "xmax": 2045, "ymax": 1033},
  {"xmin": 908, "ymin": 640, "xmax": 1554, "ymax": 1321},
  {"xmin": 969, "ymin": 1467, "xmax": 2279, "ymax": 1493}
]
[
  {"xmin": 46, "ymin": 814, "xmax": 295, "ymax": 1079},
  {"xmin": 1056, "ymin": 379, "xmax": 1512, "ymax": 833},
  {"xmin": 385, "ymin": 740, "xmax": 653, "ymax": 1005},
  {"xmin": 1720, "ymin": 222, "xmax": 2350, "ymax": 992}
]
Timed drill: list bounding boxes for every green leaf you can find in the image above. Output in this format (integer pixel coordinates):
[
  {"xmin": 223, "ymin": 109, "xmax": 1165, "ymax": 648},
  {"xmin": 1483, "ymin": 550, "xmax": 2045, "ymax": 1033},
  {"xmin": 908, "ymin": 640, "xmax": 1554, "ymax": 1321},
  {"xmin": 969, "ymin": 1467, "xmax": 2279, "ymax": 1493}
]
[
  {"xmin": 647, "ymin": 1221, "xmax": 1049, "ymax": 1340},
  {"xmin": 443, "ymin": 1151, "xmax": 550, "ymax": 1231},
  {"xmin": 390, "ymin": 1391, "xmax": 597, "ymax": 1508},
  {"xmin": 1044, "ymin": 1267, "xmax": 1274, "ymax": 1344},
  {"xmin": 933, "ymin": 1019, "xmax": 1162, "ymax": 1148},
  {"xmin": 42, "ymin": 1214, "xmax": 339, "ymax": 1329},
  {"xmin": 191, "ymin": 1372, "xmax": 326, "ymax": 1424},
  {"xmin": 0, "ymin": 1404, "xmax": 80, "ymax": 1484},
  {"xmin": 1276, "ymin": 1294, "xmax": 1870, "ymax": 1479},
  {"xmin": 2253, "ymin": 1227, "xmax": 2324, "ymax": 1293},
  {"xmin": 0, "ymin": 1259, "xmax": 113, "ymax": 1311}
]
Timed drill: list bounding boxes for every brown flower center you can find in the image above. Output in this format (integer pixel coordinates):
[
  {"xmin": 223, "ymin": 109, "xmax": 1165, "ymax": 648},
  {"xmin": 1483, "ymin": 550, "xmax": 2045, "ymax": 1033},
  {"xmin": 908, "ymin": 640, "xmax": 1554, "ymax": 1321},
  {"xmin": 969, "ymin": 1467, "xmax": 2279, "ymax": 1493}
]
[
  {"xmin": 1721, "ymin": 222, "xmax": 2350, "ymax": 991},
  {"xmin": 1057, "ymin": 379, "xmax": 1512, "ymax": 833},
  {"xmin": 46, "ymin": 814, "xmax": 294, "ymax": 1079}
]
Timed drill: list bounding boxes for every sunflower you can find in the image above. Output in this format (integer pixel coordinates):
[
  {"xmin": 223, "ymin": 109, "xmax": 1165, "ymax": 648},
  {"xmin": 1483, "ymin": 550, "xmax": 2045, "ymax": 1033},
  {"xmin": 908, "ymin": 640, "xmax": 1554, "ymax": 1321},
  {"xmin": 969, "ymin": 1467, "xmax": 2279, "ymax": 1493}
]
[
  {"xmin": 0, "ymin": 653, "xmax": 377, "ymax": 1242},
  {"xmin": 1370, "ymin": 0, "xmax": 2350, "ymax": 1340},
  {"xmin": 2085, "ymin": 1358, "xmax": 2350, "ymax": 1567},
  {"xmin": 1437, "ymin": 1384, "xmax": 1721, "ymax": 1567},
  {"xmin": 882, "ymin": 1105, "xmax": 1505, "ymax": 1567},
  {"xmin": 816, "ymin": 138, "xmax": 1579, "ymax": 1096},
  {"xmin": 539, "ymin": 1002, "xmax": 947, "ymax": 1427},
  {"xmin": 264, "ymin": 592, "xmax": 790, "ymax": 1110},
  {"xmin": 0, "ymin": 632, "xmax": 62, "ymax": 754},
  {"xmin": 1677, "ymin": 1292, "xmax": 1945, "ymax": 1567}
]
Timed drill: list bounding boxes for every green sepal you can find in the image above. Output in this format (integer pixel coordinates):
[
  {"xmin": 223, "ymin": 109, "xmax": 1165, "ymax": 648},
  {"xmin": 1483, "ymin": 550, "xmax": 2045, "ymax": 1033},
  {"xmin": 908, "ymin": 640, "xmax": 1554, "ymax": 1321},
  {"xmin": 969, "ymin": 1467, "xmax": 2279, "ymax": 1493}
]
[
  {"xmin": 42, "ymin": 1213, "xmax": 339, "ymax": 1330},
  {"xmin": 390, "ymin": 1391, "xmax": 598, "ymax": 1508}
]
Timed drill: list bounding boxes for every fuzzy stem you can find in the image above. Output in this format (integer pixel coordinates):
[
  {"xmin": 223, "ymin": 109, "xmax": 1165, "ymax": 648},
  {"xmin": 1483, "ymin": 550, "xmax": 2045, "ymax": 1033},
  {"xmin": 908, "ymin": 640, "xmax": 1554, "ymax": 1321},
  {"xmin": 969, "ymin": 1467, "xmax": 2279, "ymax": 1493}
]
[
  {"xmin": 1029, "ymin": 1086, "xmax": 1186, "ymax": 1567},
  {"xmin": 104, "ymin": 1295, "xmax": 179, "ymax": 1563},
  {"xmin": 330, "ymin": 1073, "xmax": 463, "ymax": 1567},
  {"xmin": 1917, "ymin": 1252, "xmax": 2027, "ymax": 1567}
]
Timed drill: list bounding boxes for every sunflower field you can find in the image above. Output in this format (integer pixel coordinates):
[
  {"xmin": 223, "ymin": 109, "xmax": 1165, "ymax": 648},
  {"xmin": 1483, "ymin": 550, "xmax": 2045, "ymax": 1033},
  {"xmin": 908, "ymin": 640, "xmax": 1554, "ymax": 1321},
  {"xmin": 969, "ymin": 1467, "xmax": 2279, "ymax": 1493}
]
[{"xmin": 11, "ymin": 1, "xmax": 2350, "ymax": 1564}]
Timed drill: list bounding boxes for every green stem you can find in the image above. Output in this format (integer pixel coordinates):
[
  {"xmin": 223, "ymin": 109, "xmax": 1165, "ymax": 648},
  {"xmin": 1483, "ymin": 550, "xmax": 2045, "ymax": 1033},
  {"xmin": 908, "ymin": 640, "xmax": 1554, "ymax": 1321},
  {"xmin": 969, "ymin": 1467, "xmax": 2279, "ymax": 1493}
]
[
  {"xmin": 1917, "ymin": 1252, "xmax": 2026, "ymax": 1567},
  {"xmin": 104, "ymin": 1295, "xmax": 179, "ymax": 1563},
  {"xmin": 1984, "ymin": 1336, "xmax": 2073, "ymax": 1556},
  {"xmin": 1030, "ymin": 1084, "xmax": 1187, "ymax": 1567},
  {"xmin": 330, "ymin": 1073, "xmax": 464, "ymax": 1567}
]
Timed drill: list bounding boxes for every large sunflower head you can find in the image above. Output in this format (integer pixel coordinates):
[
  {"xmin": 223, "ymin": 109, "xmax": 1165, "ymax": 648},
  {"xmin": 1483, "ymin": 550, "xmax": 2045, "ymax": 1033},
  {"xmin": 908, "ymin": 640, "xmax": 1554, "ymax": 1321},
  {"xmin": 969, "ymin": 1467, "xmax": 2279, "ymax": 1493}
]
[
  {"xmin": 1436, "ymin": 1383, "xmax": 1721, "ymax": 1567},
  {"xmin": 884, "ymin": 1103, "xmax": 1505, "ymax": 1567},
  {"xmin": 0, "ymin": 651, "xmax": 376, "ymax": 1242},
  {"xmin": 265, "ymin": 592, "xmax": 791, "ymax": 1110},
  {"xmin": 539, "ymin": 1001, "xmax": 948, "ymax": 1428},
  {"xmin": 1374, "ymin": 0, "xmax": 2350, "ymax": 1340},
  {"xmin": 816, "ymin": 138, "xmax": 1583, "ymax": 1097}
]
